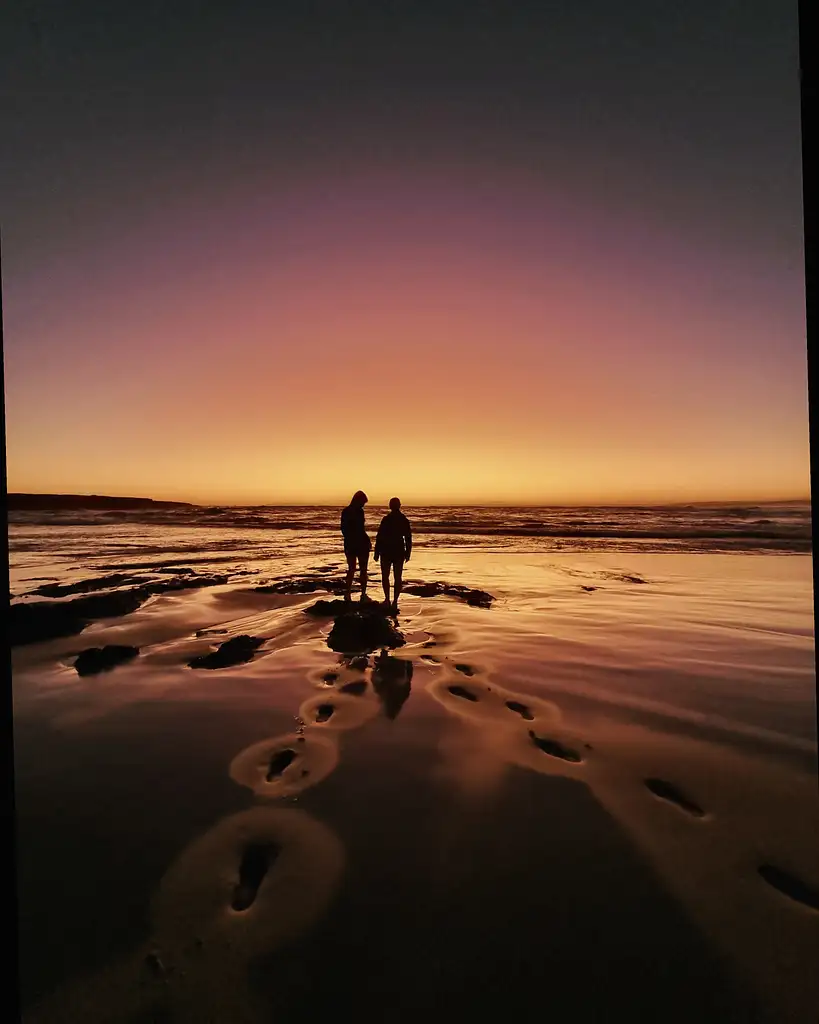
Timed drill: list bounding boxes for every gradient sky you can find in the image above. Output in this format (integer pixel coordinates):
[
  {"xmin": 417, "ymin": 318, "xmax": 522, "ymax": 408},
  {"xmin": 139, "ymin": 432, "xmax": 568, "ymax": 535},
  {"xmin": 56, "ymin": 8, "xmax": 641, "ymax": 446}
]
[{"xmin": 1, "ymin": 1, "xmax": 807, "ymax": 504}]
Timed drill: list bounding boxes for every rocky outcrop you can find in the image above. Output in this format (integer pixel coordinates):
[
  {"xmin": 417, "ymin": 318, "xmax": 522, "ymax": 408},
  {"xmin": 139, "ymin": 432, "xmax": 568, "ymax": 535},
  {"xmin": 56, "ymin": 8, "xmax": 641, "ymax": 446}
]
[
  {"xmin": 33, "ymin": 574, "xmax": 147, "ymax": 598},
  {"xmin": 256, "ymin": 578, "xmax": 346, "ymax": 595},
  {"xmin": 402, "ymin": 581, "xmax": 495, "ymax": 608},
  {"xmin": 303, "ymin": 599, "xmax": 404, "ymax": 653},
  {"xmin": 328, "ymin": 612, "xmax": 405, "ymax": 653},
  {"xmin": 188, "ymin": 635, "xmax": 265, "ymax": 669},
  {"xmin": 10, "ymin": 574, "xmax": 230, "ymax": 647},
  {"xmin": 74, "ymin": 645, "xmax": 139, "ymax": 676}
]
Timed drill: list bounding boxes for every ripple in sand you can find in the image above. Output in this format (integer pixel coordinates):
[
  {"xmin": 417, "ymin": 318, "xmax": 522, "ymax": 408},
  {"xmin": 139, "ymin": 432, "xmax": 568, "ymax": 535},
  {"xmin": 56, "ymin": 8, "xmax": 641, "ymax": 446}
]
[{"xmin": 230, "ymin": 733, "xmax": 338, "ymax": 797}]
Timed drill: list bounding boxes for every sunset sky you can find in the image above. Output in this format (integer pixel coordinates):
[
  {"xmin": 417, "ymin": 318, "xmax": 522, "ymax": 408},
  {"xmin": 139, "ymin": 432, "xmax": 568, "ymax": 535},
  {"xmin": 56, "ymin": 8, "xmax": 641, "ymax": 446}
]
[{"xmin": 1, "ymin": 1, "xmax": 807, "ymax": 505}]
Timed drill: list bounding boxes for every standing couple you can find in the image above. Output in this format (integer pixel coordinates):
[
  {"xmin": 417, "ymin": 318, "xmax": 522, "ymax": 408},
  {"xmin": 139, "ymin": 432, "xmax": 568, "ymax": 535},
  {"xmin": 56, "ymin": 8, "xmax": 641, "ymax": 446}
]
[{"xmin": 341, "ymin": 491, "xmax": 412, "ymax": 612}]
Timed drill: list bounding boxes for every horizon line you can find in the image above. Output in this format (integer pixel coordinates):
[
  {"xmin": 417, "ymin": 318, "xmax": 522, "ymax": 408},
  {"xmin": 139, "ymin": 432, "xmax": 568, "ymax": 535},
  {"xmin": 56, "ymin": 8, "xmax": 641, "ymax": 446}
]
[{"xmin": 7, "ymin": 491, "xmax": 812, "ymax": 508}]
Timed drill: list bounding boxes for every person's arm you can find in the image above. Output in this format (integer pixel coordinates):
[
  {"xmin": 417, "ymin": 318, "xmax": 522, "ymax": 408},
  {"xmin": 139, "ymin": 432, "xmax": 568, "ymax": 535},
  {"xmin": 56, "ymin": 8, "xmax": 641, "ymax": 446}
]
[
  {"xmin": 404, "ymin": 518, "xmax": 412, "ymax": 562},
  {"xmin": 374, "ymin": 519, "xmax": 383, "ymax": 562}
]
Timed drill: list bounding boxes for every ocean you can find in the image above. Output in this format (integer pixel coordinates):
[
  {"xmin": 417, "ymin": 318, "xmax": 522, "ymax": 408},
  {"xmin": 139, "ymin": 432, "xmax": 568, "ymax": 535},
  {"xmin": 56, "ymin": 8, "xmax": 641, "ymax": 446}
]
[{"xmin": 8, "ymin": 500, "xmax": 813, "ymax": 589}]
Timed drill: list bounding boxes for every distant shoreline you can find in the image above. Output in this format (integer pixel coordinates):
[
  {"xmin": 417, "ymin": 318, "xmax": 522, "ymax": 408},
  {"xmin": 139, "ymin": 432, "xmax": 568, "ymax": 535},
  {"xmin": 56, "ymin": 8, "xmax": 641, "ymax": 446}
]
[
  {"xmin": 6, "ymin": 493, "xmax": 810, "ymax": 511},
  {"xmin": 7, "ymin": 494, "xmax": 196, "ymax": 510}
]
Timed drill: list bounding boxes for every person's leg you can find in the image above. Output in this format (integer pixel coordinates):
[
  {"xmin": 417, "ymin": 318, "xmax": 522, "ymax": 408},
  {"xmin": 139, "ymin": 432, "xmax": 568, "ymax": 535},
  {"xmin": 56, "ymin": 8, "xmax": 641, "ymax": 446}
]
[
  {"xmin": 358, "ymin": 550, "xmax": 369, "ymax": 597},
  {"xmin": 393, "ymin": 558, "xmax": 404, "ymax": 607},
  {"xmin": 345, "ymin": 552, "xmax": 356, "ymax": 598},
  {"xmin": 381, "ymin": 561, "xmax": 391, "ymax": 604}
]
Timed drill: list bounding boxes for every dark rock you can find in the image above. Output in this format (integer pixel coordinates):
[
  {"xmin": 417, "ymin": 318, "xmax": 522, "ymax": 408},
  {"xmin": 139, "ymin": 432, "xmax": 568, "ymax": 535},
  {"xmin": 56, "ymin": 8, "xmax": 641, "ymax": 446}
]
[
  {"xmin": 581, "ymin": 585, "xmax": 597, "ymax": 592},
  {"xmin": 403, "ymin": 580, "xmax": 495, "ymax": 608},
  {"xmin": 33, "ymin": 573, "xmax": 143, "ymax": 598},
  {"xmin": 10, "ymin": 589, "xmax": 149, "ymax": 646},
  {"xmin": 305, "ymin": 599, "xmax": 352, "ymax": 617},
  {"xmin": 256, "ymin": 577, "xmax": 346, "ymax": 595},
  {"xmin": 11, "ymin": 573, "xmax": 232, "ymax": 647},
  {"xmin": 152, "ymin": 574, "xmax": 228, "ymax": 593},
  {"xmin": 327, "ymin": 610, "xmax": 405, "ymax": 654},
  {"xmin": 188, "ymin": 634, "xmax": 264, "ymax": 669},
  {"xmin": 74, "ymin": 645, "xmax": 139, "ymax": 676}
]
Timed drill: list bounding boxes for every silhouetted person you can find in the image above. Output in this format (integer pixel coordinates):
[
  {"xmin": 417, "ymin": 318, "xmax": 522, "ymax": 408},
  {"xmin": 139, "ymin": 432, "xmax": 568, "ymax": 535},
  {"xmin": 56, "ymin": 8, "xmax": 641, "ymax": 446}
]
[
  {"xmin": 371, "ymin": 650, "xmax": 413, "ymax": 719},
  {"xmin": 341, "ymin": 490, "xmax": 370, "ymax": 600},
  {"xmin": 374, "ymin": 497, "xmax": 412, "ymax": 612}
]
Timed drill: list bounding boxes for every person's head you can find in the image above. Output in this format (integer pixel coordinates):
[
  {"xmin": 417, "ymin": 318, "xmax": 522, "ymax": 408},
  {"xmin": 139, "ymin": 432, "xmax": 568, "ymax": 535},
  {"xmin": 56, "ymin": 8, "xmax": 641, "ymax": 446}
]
[
  {"xmin": 389, "ymin": 497, "xmax": 401, "ymax": 511},
  {"xmin": 351, "ymin": 490, "xmax": 368, "ymax": 507}
]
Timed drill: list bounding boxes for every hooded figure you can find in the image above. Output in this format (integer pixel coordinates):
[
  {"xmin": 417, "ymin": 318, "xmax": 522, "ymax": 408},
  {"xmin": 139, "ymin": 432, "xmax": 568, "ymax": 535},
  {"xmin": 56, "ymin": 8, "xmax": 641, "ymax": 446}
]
[{"xmin": 374, "ymin": 497, "xmax": 412, "ymax": 612}]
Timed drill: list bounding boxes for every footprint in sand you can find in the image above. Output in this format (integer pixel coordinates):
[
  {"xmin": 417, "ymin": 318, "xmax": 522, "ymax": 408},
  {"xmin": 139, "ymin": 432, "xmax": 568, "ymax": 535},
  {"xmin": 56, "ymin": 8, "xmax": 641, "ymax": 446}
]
[
  {"xmin": 428, "ymin": 669, "xmax": 561, "ymax": 730},
  {"xmin": 298, "ymin": 690, "xmax": 380, "ymax": 732},
  {"xmin": 428, "ymin": 669, "xmax": 588, "ymax": 780},
  {"xmin": 230, "ymin": 732, "xmax": 338, "ymax": 798},
  {"xmin": 231, "ymin": 843, "xmax": 280, "ymax": 911},
  {"xmin": 528, "ymin": 730, "xmax": 584, "ymax": 764},
  {"xmin": 644, "ymin": 777, "xmax": 706, "ymax": 818},
  {"xmin": 757, "ymin": 864, "xmax": 819, "ymax": 912},
  {"xmin": 505, "ymin": 700, "xmax": 534, "ymax": 721},
  {"xmin": 27, "ymin": 807, "xmax": 345, "ymax": 1024},
  {"xmin": 453, "ymin": 663, "xmax": 476, "ymax": 676},
  {"xmin": 448, "ymin": 684, "xmax": 480, "ymax": 702}
]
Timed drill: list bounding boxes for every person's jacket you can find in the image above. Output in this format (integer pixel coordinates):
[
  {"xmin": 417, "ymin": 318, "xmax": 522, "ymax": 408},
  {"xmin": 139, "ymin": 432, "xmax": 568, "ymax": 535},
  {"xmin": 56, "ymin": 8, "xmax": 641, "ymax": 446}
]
[{"xmin": 374, "ymin": 510, "xmax": 412, "ymax": 561}]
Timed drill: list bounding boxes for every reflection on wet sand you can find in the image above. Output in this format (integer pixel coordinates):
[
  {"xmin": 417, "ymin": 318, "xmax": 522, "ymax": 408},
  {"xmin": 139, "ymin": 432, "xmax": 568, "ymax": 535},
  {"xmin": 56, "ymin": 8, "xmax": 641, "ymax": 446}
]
[{"xmin": 371, "ymin": 651, "xmax": 414, "ymax": 720}]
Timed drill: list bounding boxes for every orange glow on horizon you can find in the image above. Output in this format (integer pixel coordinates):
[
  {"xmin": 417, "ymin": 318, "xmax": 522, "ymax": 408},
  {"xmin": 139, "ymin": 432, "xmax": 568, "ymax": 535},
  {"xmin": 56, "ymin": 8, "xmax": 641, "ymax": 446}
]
[{"xmin": 4, "ymin": 174, "xmax": 808, "ymax": 505}]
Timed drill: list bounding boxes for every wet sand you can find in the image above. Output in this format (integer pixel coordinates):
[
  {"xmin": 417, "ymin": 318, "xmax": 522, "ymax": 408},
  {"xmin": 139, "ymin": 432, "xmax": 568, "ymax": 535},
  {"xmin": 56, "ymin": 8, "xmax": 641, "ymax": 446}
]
[{"xmin": 11, "ymin": 550, "xmax": 818, "ymax": 1022}]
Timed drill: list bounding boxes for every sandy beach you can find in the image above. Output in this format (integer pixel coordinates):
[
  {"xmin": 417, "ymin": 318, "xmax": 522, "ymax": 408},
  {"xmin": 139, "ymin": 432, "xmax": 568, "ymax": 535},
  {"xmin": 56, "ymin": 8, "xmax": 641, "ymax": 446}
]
[{"xmin": 10, "ymin": 525, "xmax": 818, "ymax": 1023}]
